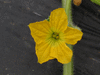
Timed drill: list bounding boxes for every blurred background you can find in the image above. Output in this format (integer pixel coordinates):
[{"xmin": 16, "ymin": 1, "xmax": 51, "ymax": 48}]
[{"xmin": 0, "ymin": 0, "xmax": 100, "ymax": 75}]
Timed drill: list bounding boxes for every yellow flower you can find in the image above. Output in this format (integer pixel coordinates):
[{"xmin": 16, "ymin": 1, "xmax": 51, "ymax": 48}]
[{"xmin": 28, "ymin": 8, "xmax": 83, "ymax": 64}]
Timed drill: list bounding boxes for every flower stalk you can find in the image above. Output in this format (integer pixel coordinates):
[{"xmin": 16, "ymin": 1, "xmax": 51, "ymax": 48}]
[
  {"xmin": 62, "ymin": 0, "xmax": 74, "ymax": 75},
  {"xmin": 63, "ymin": 44, "xmax": 73, "ymax": 75},
  {"xmin": 62, "ymin": 0, "xmax": 73, "ymax": 27}
]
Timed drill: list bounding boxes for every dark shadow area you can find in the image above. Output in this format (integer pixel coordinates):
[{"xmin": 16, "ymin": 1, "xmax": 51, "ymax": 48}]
[{"xmin": 73, "ymin": 0, "xmax": 100, "ymax": 75}]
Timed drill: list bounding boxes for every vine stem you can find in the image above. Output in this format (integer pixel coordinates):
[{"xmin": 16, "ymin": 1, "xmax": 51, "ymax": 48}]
[
  {"xmin": 63, "ymin": 44, "xmax": 73, "ymax": 75},
  {"xmin": 62, "ymin": 0, "xmax": 73, "ymax": 27},
  {"xmin": 62, "ymin": 0, "xmax": 74, "ymax": 75}
]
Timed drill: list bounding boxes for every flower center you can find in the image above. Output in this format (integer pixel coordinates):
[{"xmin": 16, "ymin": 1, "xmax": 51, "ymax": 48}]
[{"xmin": 52, "ymin": 32, "xmax": 59, "ymax": 40}]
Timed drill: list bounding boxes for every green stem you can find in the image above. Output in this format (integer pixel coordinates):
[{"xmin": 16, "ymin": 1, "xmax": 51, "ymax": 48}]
[
  {"xmin": 62, "ymin": 0, "xmax": 74, "ymax": 27},
  {"xmin": 63, "ymin": 44, "xmax": 73, "ymax": 75},
  {"xmin": 62, "ymin": 0, "xmax": 67, "ymax": 8},
  {"xmin": 62, "ymin": 0, "xmax": 74, "ymax": 75}
]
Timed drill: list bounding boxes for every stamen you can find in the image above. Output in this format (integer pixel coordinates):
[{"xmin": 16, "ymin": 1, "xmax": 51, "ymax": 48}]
[
  {"xmin": 52, "ymin": 32, "xmax": 59, "ymax": 40},
  {"xmin": 56, "ymin": 36, "xmax": 59, "ymax": 39},
  {"xmin": 52, "ymin": 34, "xmax": 56, "ymax": 38}
]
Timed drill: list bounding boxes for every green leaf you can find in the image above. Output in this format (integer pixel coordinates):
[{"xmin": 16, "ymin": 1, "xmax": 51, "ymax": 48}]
[{"xmin": 91, "ymin": 0, "xmax": 100, "ymax": 6}]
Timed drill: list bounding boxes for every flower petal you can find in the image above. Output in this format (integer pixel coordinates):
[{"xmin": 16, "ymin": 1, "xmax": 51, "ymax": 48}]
[
  {"xmin": 50, "ymin": 43, "xmax": 73, "ymax": 64},
  {"xmin": 50, "ymin": 8, "xmax": 68, "ymax": 32},
  {"xmin": 35, "ymin": 42, "xmax": 55, "ymax": 64},
  {"xmin": 28, "ymin": 20, "xmax": 50, "ymax": 44},
  {"xmin": 64, "ymin": 27, "xmax": 83, "ymax": 45}
]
